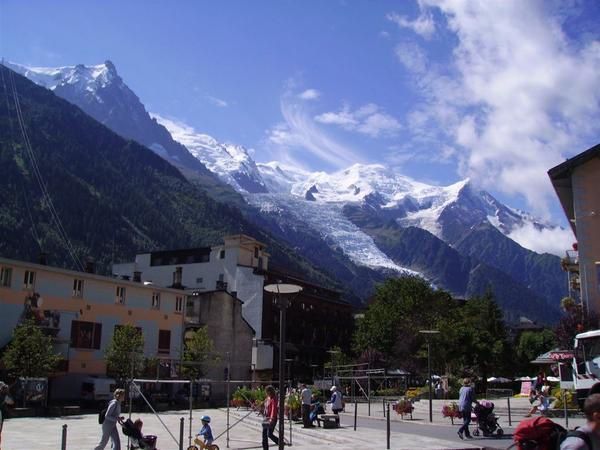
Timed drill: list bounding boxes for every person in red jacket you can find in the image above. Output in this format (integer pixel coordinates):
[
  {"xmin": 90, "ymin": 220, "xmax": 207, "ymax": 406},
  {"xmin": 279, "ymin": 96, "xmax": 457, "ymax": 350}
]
[{"xmin": 263, "ymin": 386, "xmax": 279, "ymax": 450}]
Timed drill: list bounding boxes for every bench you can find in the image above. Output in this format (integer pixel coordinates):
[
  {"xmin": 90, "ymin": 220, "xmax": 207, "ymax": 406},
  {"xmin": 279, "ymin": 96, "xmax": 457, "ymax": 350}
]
[
  {"xmin": 62, "ymin": 406, "xmax": 81, "ymax": 416},
  {"xmin": 319, "ymin": 414, "xmax": 339, "ymax": 429}
]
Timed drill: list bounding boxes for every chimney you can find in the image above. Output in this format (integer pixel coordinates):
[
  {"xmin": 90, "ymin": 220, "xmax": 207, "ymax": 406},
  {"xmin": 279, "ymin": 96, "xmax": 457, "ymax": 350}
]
[
  {"xmin": 172, "ymin": 266, "xmax": 183, "ymax": 288},
  {"xmin": 84, "ymin": 257, "xmax": 95, "ymax": 274},
  {"xmin": 38, "ymin": 252, "xmax": 48, "ymax": 266},
  {"xmin": 133, "ymin": 271, "xmax": 142, "ymax": 283}
]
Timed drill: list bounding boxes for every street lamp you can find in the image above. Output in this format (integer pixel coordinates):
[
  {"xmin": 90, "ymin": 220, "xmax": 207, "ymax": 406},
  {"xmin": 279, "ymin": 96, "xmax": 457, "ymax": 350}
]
[
  {"xmin": 264, "ymin": 282, "xmax": 302, "ymax": 450},
  {"xmin": 419, "ymin": 330, "xmax": 440, "ymax": 423}
]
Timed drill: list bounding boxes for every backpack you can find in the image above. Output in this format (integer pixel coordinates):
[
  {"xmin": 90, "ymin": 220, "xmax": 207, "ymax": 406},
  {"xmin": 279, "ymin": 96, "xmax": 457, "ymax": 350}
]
[
  {"xmin": 98, "ymin": 402, "xmax": 108, "ymax": 425},
  {"xmin": 512, "ymin": 417, "xmax": 592, "ymax": 450}
]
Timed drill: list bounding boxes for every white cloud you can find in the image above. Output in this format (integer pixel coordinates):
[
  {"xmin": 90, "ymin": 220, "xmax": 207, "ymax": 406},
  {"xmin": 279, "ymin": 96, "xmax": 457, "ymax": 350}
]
[
  {"xmin": 265, "ymin": 94, "xmax": 364, "ymax": 168},
  {"xmin": 315, "ymin": 103, "xmax": 401, "ymax": 138},
  {"xmin": 397, "ymin": 0, "xmax": 600, "ymax": 217},
  {"xmin": 298, "ymin": 89, "xmax": 321, "ymax": 100},
  {"xmin": 508, "ymin": 222, "xmax": 575, "ymax": 256},
  {"xmin": 387, "ymin": 6, "xmax": 436, "ymax": 39},
  {"xmin": 395, "ymin": 41, "xmax": 428, "ymax": 74},
  {"xmin": 206, "ymin": 95, "xmax": 228, "ymax": 108}
]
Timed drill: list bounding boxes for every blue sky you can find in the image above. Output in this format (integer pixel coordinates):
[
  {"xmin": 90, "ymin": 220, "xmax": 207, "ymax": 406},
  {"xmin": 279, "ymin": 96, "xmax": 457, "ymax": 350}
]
[{"xmin": 2, "ymin": 0, "xmax": 600, "ymax": 226}]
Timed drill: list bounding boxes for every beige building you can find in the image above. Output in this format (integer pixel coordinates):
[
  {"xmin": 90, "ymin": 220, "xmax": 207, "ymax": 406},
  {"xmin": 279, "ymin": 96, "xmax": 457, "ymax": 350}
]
[
  {"xmin": 0, "ymin": 256, "xmax": 185, "ymax": 377},
  {"xmin": 549, "ymin": 144, "xmax": 600, "ymax": 314}
]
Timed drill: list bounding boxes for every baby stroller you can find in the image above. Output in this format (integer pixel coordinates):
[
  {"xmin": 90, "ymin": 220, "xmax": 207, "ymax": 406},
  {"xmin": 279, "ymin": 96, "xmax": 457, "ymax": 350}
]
[
  {"xmin": 122, "ymin": 418, "xmax": 158, "ymax": 450},
  {"xmin": 472, "ymin": 401, "xmax": 503, "ymax": 437}
]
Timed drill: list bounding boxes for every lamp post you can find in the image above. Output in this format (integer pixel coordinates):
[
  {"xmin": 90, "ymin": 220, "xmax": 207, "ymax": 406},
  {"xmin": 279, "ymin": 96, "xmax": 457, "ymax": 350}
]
[
  {"xmin": 264, "ymin": 283, "xmax": 302, "ymax": 450},
  {"xmin": 418, "ymin": 330, "xmax": 440, "ymax": 423}
]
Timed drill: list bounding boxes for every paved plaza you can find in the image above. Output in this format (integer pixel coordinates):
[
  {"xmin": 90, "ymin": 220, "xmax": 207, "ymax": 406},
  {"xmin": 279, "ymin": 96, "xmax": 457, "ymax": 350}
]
[{"xmin": 1, "ymin": 398, "xmax": 587, "ymax": 450}]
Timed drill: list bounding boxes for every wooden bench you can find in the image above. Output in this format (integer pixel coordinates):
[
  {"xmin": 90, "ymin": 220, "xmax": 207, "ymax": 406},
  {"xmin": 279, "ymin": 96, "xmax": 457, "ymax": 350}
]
[
  {"xmin": 319, "ymin": 414, "xmax": 339, "ymax": 429},
  {"xmin": 62, "ymin": 406, "xmax": 81, "ymax": 416}
]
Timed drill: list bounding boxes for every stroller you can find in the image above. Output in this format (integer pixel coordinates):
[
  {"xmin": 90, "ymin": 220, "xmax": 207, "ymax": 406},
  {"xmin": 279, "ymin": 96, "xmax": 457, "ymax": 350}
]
[
  {"xmin": 472, "ymin": 400, "xmax": 503, "ymax": 437},
  {"xmin": 122, "ymin": 418, "xmax": 158, "ymax": 450}
]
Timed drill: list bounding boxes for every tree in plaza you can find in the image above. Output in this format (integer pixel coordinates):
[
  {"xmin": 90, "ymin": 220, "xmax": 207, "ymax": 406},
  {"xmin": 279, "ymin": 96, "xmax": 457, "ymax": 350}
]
[
  {"xmin": 3, "ymin": 319, "xmax": 61, "ymax": 378},
  {"xmin": 515, "ymin": 329, "xmax": 556, "ymax": 371},
  {"xmin": 181, "ymin": 326, "xmax": 214, "ymax": 380},
  {"xmin": 555, "ymin": 299, "xmax": 598, "ymax": 349},
  {"xmin": 353, "ymin": 276, "xmax": 454, "ymax": 372},
  {"xmin": 105, "ymin": 324, "xmax": 145, "ymax": 383},
  {"xmin": 453, "ymin": 293, "xmax": 510, "ymax": 384}
]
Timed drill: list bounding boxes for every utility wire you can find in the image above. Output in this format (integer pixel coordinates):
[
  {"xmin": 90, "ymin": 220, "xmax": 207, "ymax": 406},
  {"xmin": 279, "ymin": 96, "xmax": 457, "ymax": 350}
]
[{"xmin": 6, "ymin": 66, "xmax": 84, "ymax": 271}]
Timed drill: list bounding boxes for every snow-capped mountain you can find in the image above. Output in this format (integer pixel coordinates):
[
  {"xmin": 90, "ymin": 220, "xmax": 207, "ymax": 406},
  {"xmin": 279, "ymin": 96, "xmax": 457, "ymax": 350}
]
[
  {"xmin": 152, "ymin": 115, "xmax": 268, "ymax": 193},
  {"xmin": 9, "ymin": 60, "xmax": 567, "ymax": 321},
  {"xmin": 5, "ymin": 61, "xmax": 225, "ymax": 191}
]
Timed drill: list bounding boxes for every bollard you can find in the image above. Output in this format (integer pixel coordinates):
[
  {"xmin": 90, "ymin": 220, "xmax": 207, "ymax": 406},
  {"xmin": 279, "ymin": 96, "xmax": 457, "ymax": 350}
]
[
  {"xmin": 386, "ymin": 403, "xmax": 391, "ymax": 449},
  {"xmin": 354, "ymin": 401, "xmax": 358, "ymax": 431},
  {"xmin": 179, "ymin": 417, "xmax": 184, "ymax": 450},
  {"xmin": 563, "ymin": 390, "xmax": 569, "ymax": 428},
  {"xmin": 507, "ymin": 397, "xmax": 512, "ymax": 426},
  {"xmin": 61, "ymin": 424, "xmax": 67, "ymax": 450}
]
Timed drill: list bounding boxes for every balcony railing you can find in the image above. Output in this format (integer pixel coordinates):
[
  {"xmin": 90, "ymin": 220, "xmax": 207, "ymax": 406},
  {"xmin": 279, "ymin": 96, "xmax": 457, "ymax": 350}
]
[{"xmin": 561, "ymin": 250, "xmax": 579, "ymax": 272}]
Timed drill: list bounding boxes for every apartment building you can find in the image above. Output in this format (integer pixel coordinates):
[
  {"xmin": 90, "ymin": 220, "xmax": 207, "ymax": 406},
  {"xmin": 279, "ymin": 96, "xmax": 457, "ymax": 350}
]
[
  {"xmin": 549, "ymin": 143, "xmax": 600, "ymax": 314},
  {"xmin": 0, "ymin": 256, "xmax": 185, "ymax": 377},
  {"xmin": 113, "ymin": 235, "xmax": 268, "ymax": 338}
]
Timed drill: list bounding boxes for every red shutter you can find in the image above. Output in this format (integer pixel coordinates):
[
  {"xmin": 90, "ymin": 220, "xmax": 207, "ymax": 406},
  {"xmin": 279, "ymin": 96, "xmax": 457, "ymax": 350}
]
[
  {"xmin": 93, "ymin": 323, "xmax": 102, "ymax": 350},
  {"xmin": 70, "ymin": 321, "xmax": 79, "ymax": 347},
  {"xmin": 158, "ymin": 330, "xmax": 171, "ymax": 353}
]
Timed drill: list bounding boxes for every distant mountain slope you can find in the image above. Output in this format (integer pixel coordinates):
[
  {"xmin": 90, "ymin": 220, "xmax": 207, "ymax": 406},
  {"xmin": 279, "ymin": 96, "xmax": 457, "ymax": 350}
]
[
  {"xmin": 0, "ymin": 65, "xmax": 343, "ymax": 293},
  {"xmin": 5, "ymin": 61, "xmax": 242, "ymax": 204},
  {"xmin": 343, "ymin": 205, "xmax": 560, "ymax": 323}
]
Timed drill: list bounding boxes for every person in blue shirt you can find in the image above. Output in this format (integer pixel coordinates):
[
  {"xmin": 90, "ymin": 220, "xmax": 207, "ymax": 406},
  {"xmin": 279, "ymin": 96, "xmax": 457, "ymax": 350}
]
[
  {"xmin": 195, "ymin": 415, "xmax": 214, "ymax": 449},
  {"xmin": 457, "ymin": 378, "xmax": 476, "ymax": 440}
]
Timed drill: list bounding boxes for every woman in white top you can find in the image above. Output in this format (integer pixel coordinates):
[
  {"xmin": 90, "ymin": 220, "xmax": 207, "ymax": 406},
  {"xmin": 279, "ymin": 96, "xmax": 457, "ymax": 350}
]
[{"xmin": 94, "ymin": 388, "xmax": 125, "ymax": 450}]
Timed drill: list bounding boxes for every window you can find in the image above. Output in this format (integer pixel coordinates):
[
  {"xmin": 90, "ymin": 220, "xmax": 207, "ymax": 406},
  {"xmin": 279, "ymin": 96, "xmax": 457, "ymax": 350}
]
[
  {"xmin": 158, "ymin": 330, "xmax": 171, "ymax": 354},
  {"xmin": 196, "ymin": 277, "xmax": 203, "ymax": 285},
  {"xmin": 116, "ymin": 286, "xmax": 126, "ymax": 304},
  {"xmin": 175, "ymin": 296, "xmax": 184, "ymax": 313},
  {"xmin": 219, "ymin": 250, "xmax": 225, "ymax": 259},
  {"xmin": 218, "ymin": 274, "xmax": 224, "ymax": 282},
  {"xmin": 0, "ymin": 267, "xmax": 12, "ymax": 287},
  {"xmin": 23, "ymin": 270, "xmax": 35, "ymax": 289},
  {"xmin": 73, "ymin": 279, "xmax": 84, "ymax": 297},
  {"xmin": 70, "ymin": 320, "xmax": 102, "ymax": 349},
  {"xmin": 254, "ymin": 247, "xmax": 259, "ymax": 258},
  {"xmin": 152, "ymin": 292, "xmax": 161, "ymax": 309}
]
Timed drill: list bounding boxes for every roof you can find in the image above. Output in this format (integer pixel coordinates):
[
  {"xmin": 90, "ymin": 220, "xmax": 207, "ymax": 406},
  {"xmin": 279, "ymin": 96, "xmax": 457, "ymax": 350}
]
[
  {"xmin": 548, "ymin": 142, "xmax": 600, "ymax": 235},
  {"xmin": 531, "ymin": 348, "xmax": 574, "ymax": 364},
  {"xmin": 576, "ymin": 329, "xmax": 600, "ymax": 340},
  {"xmin": 0, "ymin": 256, "xmax": 184, "ymax": 294}
]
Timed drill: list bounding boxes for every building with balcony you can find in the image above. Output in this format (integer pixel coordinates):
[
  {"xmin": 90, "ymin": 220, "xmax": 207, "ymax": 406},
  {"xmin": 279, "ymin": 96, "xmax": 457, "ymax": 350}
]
[
  {"xmin": 549, "ymin": 143, "xmax": 600, "ymax": 314},
  {"xmin": 0, "ymin": 256, "xmax": 185, "ymax": 380},
  {"xmin": 112, "ymin": 235, "xmax": 268, "ymax": 338},
  {"xmin": 260, "ymin": 270, "xmax": 354, "ymax": 382}
]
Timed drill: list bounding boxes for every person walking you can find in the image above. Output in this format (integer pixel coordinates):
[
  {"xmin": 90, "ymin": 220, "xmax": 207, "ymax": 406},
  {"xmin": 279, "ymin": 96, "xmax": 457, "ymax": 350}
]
[
  {"xmin": 94, "ymin": 388, "xmax": 125, "ymax": 450},
  {"xmin": 300, "ymin": 384, "xmax": 313, "ymax": 428},
  {"xmin": 0, "ymin": 382, "xmax": 14, "ymax": 449},
  {"xmin": 262, "ymin": 386, "xmax": 279, "ymax": 450},
  {"xmin": 457, "ymin": 378, "xmax": 476, "ymax": 440}
]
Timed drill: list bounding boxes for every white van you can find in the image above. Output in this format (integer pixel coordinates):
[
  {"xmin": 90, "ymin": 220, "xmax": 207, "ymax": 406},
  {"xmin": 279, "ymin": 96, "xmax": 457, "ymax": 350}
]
[{"xmin": 81, "ymin": 376, "xmax": 116, "ymax": 403}]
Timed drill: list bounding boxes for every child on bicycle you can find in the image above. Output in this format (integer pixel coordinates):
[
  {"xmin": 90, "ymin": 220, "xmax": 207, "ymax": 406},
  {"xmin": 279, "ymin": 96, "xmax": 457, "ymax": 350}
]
[{"xmin": 194, "ymin": 415, "xmax": 214, "ymax": 449}]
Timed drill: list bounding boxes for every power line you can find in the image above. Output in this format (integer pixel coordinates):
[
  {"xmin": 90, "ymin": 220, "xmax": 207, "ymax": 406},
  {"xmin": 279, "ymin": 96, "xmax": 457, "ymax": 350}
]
[{"xmin": 5, "ymin": 66, "xmax": 84, "ymax": 271}]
